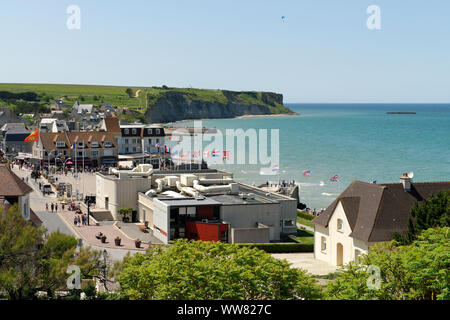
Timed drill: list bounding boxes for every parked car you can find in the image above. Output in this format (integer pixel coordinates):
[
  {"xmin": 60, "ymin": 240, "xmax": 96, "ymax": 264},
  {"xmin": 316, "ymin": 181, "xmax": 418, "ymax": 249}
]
[{"xmin": 42, "ymin": 184, "xmax": 52, "ymax": 194}]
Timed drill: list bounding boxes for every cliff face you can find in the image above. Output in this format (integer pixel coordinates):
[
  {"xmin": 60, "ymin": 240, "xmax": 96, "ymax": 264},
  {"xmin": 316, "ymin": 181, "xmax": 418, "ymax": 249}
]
[{"xmin": 144, "ymin": 90, "xmax": 292, "ymax": 123}]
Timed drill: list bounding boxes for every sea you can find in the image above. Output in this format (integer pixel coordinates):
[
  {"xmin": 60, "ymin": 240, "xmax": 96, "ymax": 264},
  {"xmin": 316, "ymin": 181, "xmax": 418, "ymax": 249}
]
[{"xmin": 170, "ymin": 104, "xmax": 450, "ymax": 210}]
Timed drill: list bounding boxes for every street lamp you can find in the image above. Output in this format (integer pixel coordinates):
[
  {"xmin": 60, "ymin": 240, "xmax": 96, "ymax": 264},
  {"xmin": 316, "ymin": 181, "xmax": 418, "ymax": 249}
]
[{"xmin": 102, "ymin": 249, "xmax": 108, "ymax": 291}]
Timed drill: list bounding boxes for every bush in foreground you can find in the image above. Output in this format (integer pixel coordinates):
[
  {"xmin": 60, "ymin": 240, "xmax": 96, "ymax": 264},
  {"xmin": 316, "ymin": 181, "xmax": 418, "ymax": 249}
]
[{"xmin": 117, "ymin": 239, "xmax": 322, "ymax": 300}]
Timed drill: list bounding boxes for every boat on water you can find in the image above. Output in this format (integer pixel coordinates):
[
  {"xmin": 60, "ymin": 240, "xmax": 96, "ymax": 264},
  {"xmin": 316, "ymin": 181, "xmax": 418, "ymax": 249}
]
[{"xmin": 386, "ymin": 112, "xmax": 417, "ymax": 114}]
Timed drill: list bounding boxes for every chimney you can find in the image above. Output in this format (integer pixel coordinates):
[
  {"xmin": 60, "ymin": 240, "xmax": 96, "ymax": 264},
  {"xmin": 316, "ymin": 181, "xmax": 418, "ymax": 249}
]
[{"xmin": 400, "ymin": 173, "xmax": 411, "ymax": 191}]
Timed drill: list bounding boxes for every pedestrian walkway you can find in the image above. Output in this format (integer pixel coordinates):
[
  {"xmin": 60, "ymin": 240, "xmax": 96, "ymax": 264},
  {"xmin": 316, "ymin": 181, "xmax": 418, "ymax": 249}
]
[
  {"xmin": 116, "ymin": 222, "xmax": 163, "ymax": 244},
  {"xmin": 57, "ymin": 207, "xmax": 150, "ymax": 251}
]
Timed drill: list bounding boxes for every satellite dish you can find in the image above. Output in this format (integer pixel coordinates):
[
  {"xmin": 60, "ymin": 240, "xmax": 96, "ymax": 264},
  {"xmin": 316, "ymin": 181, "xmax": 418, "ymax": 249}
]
[{"xmin": 407, "ymin": 172, "xmax": 414, "ymax": 179}]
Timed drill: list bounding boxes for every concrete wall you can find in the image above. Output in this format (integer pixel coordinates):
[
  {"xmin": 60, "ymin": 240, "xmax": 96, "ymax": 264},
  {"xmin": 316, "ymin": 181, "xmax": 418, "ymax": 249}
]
[
  {"xmin": 152, "ymin": 199, "xmax": 170, "ymax": 243},
  {"xmin": 95, "ymin": 174, "xmax": 152, "ymax": 220},
  {"xmin": 231, "ymin": 226, "xmax": 270, "ymax": 244},
  {"xmin": 138, "ymin": 192, "xmax": 154, "ymax": 227},
  {"xmin": 314, "ymin": 201, "xmax": 370, "ymax": 266},
  {"xmin": 220, "ymin": 203, "xmax": 280, "ymax": 241}
]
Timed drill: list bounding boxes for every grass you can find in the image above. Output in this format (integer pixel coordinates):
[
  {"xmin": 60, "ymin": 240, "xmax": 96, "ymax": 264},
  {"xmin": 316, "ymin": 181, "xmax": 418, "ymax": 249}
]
[
  {"xmin": 296, "ymin": 210, "xmax": 315, "ymax": 228},
  {"xmin": 291, "ymin": 229, "xmax": 314, "ymax": 245},
  {"xmin": 297, "ymin": 216, "xmax": 314, "ymax": 228}
]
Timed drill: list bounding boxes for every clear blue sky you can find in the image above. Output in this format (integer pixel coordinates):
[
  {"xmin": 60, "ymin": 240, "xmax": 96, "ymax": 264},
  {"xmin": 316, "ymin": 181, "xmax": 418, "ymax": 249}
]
[{"xmin": 0, "ymin": 0, "xmax": 449, "ymax": 103}]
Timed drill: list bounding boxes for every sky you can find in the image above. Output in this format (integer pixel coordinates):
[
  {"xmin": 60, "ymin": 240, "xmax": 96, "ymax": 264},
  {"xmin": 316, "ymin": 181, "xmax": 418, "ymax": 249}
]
[{"xmin": 0, "ymin": 0, "xmax": 449, "ymax": 103}]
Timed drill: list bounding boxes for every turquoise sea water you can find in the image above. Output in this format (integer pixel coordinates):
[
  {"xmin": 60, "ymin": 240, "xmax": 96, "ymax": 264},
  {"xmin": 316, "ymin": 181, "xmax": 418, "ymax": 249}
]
[{"xmin": 175, "ymin": 104, "xmax": 450, "ymax": 210}]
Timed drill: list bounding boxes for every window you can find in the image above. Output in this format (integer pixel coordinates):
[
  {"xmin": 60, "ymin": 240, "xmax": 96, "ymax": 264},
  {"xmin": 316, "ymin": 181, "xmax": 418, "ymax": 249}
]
[
  {"xmin": 149, "ymin": 138, "xmax": 153, "ymax": 145},
  {"xmin": 125, "ymin": 147, "xmax": 129, "ymax": 153},
  {"xmin": 124, "ymin": 129, "xmax": 129, "ymax": 135},
  {"xmin": 156, "ymin": 129, "xmax": 160, "ymax": 134},
  {"xmin": 91, "ymin": 151, "xmax": 99, "ymax": 157},
  {"xmin": 131, "ymin": 128, "xmax": 137, "ymax": 135},
  {"xmin": 321, "ymin": 236, "xmax": 327, "ymax": 252},
  {"xmin": 220, "ymin": 230, "xmax": 228, "ymax": 243},
  {"xmin": 147, "ymin": 128, "xmax": 152, "ymax": 135},
  {"xmin": 132, "ymin": 139, "xmax": 137, "ymax": 144},
  {"xmin": 337, "ymin": 219, "xmax": 343, "ymax": 232},
  {"xmin": 284, "ymin": 220, "xmax": 295, "ymax": 227},
  {"xmin": 91, "ymin": 141, "xmax": 99, "ymax": 148},
  {"xmin": 156, "ymin": 138, "xmax": 160, "ymax": 143},
  {"xmin": 124, "ymin": 138, "xmax": 129, "ymax": 144},
  {"xmin": 104, "ymin": 141, "xmax": 112, "ymax": 147},
  {"xmin": 56, "ymin": 141, "xmax": 65, "ymax": 148},
  {"xmin": 133, "ymin": 147, "xmax": 137, "ymax": 152},
  {"xmin": 78, "ymin": 151, "xmax": 83, "ymax": 157},
  {"xmin": 77, "ymin": 142, "xmax": 85, "ymax": 148}
]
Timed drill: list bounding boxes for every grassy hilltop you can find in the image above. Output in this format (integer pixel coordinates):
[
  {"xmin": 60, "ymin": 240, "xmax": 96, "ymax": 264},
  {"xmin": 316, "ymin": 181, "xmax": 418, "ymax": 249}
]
[{"xmin": 0, "ymin": 83, "xmax": 293, "ymax": 123}]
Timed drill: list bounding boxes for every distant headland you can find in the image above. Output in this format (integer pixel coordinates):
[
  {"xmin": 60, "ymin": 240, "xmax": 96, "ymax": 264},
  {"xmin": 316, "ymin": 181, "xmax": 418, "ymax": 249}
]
[{"xmin": 0, "ymin": 83, "xmax": 296, "ymax": 123}]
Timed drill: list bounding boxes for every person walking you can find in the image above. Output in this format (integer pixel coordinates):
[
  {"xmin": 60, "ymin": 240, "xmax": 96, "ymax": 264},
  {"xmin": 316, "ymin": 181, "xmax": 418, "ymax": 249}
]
[
  {"xmin": 81, "ymin": 214, "xmax": 85, "ymax": 226},
  {"xmin": 76, "ymin": 215, "xmax": 81, "ymax": 227},
  {"xmin": 62, "ymin": 203, "xmax": 65, "ymax": 211},
  {"xmin": 73, "ymin": 215, "xmax": 78, "ymax": 226},
  {"xmin": 55, "ymin": 203, "xmax": 58, "ymax": 212},
  {"xmin": 51, "ymin": 203, "xmax": 54, "ymax": 213},
  {"xmin": 46, "ymin": 203, "xmax": 48, "ymax": 211}
]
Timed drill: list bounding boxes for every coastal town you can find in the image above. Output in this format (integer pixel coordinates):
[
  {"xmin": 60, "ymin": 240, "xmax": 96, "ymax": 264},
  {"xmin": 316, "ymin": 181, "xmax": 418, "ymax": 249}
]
[
  {"xmin": 0, "ymin": 96, "xmax": 448, "ymax": 301},
  {"xmin": 1, "ymin": 1, "xmax": 449, "ymax": 306}
]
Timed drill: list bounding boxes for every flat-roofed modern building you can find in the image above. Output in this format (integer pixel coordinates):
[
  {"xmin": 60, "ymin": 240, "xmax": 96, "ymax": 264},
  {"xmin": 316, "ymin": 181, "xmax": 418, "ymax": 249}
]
[{"xmin": 95, "ymin": 165, "xmax": 297, "ymax": 243}]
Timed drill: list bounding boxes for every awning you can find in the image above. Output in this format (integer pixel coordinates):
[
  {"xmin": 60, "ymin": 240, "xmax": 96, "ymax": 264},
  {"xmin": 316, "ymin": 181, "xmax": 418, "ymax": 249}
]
[{"xmin": 101, "ymin": 156, "xmax": 118, "ymax": 164}]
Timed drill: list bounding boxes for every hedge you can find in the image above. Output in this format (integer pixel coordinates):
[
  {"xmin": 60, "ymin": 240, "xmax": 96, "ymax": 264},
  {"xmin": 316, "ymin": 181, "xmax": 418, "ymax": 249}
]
[
  {"xmin": 297, "ymin": 210, "xmax": 315, "ymax": 221},
  {"xmin": 237, "ymin": 242, "xmax": 314, "ymax": 253}
]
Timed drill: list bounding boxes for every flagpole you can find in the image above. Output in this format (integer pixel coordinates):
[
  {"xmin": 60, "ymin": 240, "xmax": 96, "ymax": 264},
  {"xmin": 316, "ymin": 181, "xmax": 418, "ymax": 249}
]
[{"xmin": 82, "ymin": 139, "xmax": 85, "ymax": 197}]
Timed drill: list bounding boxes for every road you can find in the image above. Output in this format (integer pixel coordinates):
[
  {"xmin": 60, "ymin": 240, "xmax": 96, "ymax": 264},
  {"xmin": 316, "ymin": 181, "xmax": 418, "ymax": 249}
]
[{"xmin": 12, "ymin": 168, "xmax": 143, "ymax": 262}]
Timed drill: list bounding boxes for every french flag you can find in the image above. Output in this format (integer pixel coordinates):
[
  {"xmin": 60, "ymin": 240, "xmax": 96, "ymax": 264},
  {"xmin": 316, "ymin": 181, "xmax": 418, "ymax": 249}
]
[
  {"xmin": 303, "ymin": 170, "xmax": 311, "ymax": 177},
  {"xmin": 272, "ymin": 164, "xmax": 279, "ymax": 173}
]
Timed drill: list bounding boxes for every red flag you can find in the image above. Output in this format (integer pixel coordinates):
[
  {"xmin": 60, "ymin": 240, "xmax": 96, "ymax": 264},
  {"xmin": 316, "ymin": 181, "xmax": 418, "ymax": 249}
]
[{"xmin": 24, "ymin": 130, "xmax": 39, "ymax": 142}]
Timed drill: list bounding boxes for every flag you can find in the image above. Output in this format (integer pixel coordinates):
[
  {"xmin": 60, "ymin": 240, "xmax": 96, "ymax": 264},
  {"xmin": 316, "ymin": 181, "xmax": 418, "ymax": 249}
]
[
  {"xmin": 330, "ymin": 175, "xmax": 339, "ymax": 182},
  {"xmin": 212, "ymin": 150, "xmax": 221, "ymax": 157},
  {"xmin": 24, "ymin": 130, "xmax": 39, "ymax": 142},
  {"xmin": 272, "ymin": 164, "xmax": 279, "ymax": 173},
  {"xmin": 303, "ymin": 170, "xmax": 311, "ymax": 177},
  {"xmin": 203, "ymin": 151, "xmax": 210, "ymax": 158},
  {"xmin": 222, "ymin": 150, "xmax": 229, "ymax": 160},
  {"xmin": 70, "ymin": 143, "xmax": 76, "ymax": 150}
]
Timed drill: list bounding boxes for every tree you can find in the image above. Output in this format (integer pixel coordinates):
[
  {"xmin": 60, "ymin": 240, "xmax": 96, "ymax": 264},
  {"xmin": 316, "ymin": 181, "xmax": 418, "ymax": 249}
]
[
  {"xmin": 125, "ymin": 88, "xmax": 133, "ymax": 98},
  {"xmin": 394, "ymin": 191, "xmax": 450, "ymax": 244},
  {"xmin": 325, "ymin": 227, "xmax": 450, "ymax": 300},
  {"xmin": 0, "ymin": 206, "xmax": 105, "ymax": 299},
  {"xmin": 117, "ymin": 239, "xmax": 323, "ymax": 300},
  {"xmin": 0, "ymin": 204, "xmax": 44, "ymax": 299}
]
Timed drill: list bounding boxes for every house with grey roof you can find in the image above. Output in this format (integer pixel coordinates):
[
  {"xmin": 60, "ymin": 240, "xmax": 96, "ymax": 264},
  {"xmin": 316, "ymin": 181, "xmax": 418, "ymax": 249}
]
[{"xmin": 313, "ymin": 174, "xmax": 450, "ymax": 266}]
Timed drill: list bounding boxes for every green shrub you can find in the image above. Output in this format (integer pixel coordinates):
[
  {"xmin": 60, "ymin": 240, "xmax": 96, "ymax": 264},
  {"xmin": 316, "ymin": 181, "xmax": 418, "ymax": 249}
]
[
  {"xmin": 297, "ymin": 210, "xmax": 315, "ymax": 221},
  {"xmin": 237, "ymin": 242, "xmax": 313, "ymax": 253}
]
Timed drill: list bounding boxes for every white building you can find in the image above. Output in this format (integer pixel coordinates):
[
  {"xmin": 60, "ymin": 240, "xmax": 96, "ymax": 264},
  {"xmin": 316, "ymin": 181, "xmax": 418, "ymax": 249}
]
[
  {"xmin": 95, "ymin": 165, "xmax": 298, "ymax": 244},
  {"xmin": 313, "ymin": 175, "xmax": 450, "ymax": 266}
]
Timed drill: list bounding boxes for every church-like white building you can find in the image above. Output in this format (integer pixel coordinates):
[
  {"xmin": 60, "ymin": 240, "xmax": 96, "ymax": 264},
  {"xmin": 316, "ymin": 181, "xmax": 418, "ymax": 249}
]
[{"xmin": 313, "ymin": 174, "xmax": 450, "ymax": 266}]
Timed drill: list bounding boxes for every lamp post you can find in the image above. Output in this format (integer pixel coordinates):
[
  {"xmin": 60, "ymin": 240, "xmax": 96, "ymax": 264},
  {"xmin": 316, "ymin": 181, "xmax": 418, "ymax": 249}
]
[{"xmin": 102, "ymin": 249, "xmax": 108, "ymax": 291}]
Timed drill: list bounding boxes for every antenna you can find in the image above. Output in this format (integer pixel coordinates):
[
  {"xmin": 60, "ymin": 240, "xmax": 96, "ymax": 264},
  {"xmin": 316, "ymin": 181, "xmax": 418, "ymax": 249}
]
[{"xmin": 407, "ymin": 172, "xmax": 414, "ymax": 179}]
